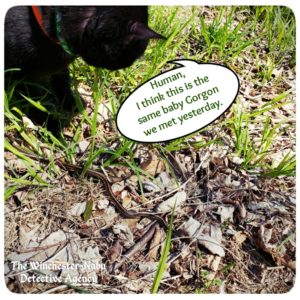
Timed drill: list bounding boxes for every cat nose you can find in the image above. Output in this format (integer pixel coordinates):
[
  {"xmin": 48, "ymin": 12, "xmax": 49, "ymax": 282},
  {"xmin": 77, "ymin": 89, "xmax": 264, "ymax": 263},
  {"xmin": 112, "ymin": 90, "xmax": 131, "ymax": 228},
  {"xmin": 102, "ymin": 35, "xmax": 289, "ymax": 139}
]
[{"xmin": 129, "ymin": 21, "xmax": 166, "ymax": 40}]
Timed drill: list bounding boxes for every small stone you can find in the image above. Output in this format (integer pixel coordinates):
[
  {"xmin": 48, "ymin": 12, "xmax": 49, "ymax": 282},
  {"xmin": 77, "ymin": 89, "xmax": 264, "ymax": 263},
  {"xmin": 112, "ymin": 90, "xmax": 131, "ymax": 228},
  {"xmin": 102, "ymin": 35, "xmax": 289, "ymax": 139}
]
[{"xmin": 78, "ymin": 140, "xmax": 90, "ymax": 154}]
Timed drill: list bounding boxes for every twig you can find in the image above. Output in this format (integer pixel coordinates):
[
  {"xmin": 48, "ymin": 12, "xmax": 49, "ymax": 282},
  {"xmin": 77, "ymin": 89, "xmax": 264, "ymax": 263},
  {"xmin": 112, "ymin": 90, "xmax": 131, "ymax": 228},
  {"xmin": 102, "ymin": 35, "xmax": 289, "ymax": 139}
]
[
  {"xmin": 18, "ymin": 240, "xmax": 69, "ymax": 253},
  {"xmin": 42, "ymin": 285, "xmax": 68, "ymax": 294}
]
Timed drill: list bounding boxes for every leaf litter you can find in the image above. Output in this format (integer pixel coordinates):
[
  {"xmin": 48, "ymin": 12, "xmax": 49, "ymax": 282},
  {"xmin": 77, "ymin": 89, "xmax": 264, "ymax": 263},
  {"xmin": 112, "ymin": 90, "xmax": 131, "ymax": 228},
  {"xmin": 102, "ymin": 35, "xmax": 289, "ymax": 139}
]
[{"xmin": 4, "ymin": 7, "xmax": 295, "ymax": 294}]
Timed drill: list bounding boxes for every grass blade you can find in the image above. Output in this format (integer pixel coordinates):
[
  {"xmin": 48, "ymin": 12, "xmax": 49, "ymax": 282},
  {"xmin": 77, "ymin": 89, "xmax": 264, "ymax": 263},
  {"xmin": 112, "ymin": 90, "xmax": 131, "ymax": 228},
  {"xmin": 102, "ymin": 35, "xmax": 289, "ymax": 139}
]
[
  {"xmin": 83, "ymin": 200, "xmax": 94, "ymax": 222},
  {"xmin": 151, "ymin": 205, "xmax": 175, "ymax": 294}
]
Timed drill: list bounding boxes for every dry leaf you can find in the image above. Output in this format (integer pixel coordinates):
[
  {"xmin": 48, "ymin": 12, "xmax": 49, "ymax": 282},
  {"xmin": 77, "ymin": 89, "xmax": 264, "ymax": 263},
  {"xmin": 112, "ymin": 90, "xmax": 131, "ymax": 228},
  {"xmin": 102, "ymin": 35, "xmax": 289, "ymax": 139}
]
[
  {"xmin": 107, "ymin": 240, "xmax": 123, "ymax": 261},
  {"xmin": 148, "ymin": 227, "xmax": 162, "ymax": 261},
  {"xmin": 156, "ymin": 191, "xmax": 187, "ymax": 213},
  {"xmin": 233, "ymin": 231, "xmax": 248, "ymax": 245},
  {"xmin": 198, "ymin": 224, "xmax": 225, "ymax": 257},
  {"xmin": 113, "ymin": 223, "xmax": 134, "ymax": 248}
]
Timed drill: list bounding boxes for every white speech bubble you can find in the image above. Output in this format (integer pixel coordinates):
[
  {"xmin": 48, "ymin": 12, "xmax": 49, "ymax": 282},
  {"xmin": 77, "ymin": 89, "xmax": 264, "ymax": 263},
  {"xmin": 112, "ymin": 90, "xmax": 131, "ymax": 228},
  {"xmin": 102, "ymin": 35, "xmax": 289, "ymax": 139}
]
[{"xmin": 116, "ymin": 59, "xmax": 240, "ymax": 143}]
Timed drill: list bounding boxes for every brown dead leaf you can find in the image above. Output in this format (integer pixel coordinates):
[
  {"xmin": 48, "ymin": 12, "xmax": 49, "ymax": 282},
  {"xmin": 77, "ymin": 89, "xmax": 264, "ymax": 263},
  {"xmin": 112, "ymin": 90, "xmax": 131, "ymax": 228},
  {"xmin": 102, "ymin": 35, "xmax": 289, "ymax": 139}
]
[
  {"xmin": 170, "ymin": 260, "xmax": 184, "ymax": 275},
  {"xmin": 233, "ymin": 231, "xmax": 248, "ymax": 245},
  {"xmin": 256, "ymin": 224, "xmax": 294, "ymax": 269},
  {"xmin": 121, "ymin": 190, "xmax": 132, "ymax": 208},
  {"xmin": 122, "ymin": 218, "xmax": 139, "ymax": 229},
  {"xmin": 107, "ymin": 240, "xmax": 123, "ymax": 261},
  {"xmin": 143, "ymin": 153, "xmax": 165, "ymax": 176},
  {"xmin": 148, "ymin": 226, "xmax": 162, "ymax": 261}
]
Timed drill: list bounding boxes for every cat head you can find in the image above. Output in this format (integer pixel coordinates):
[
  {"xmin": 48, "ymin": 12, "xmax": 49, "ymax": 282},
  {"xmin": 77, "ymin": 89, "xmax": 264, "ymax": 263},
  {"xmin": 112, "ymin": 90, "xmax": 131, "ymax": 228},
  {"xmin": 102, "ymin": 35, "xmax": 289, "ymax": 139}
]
[{"xmin": 62, "ymin": 7, "xmax": 164, "ymax": 70}]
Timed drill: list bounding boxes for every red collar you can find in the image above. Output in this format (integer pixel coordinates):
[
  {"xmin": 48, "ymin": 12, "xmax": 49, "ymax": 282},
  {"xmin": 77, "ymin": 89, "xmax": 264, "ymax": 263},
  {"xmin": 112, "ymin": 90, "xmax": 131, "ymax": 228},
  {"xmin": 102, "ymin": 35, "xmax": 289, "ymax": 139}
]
[
  {"xmin": 32, "ymin": 6, "xmax": 77, "ymax": 55},
  {"xmin": 32, "ymin": 6, "xmax": 59, "ymax": 45}
]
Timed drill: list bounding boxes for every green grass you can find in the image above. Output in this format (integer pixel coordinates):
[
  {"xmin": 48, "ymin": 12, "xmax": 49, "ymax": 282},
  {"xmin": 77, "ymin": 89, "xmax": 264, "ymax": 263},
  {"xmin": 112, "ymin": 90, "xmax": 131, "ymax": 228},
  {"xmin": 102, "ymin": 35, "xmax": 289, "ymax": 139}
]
[
  {"xmin": 4, "ymin": 6, "xmax": 296, "ymax": 199},
  {"xmin": 225, "ymin": 92, "xmax": 295, "ymax": 175},
  {"xmin": 4, "ymin": 5, "xmax": 296, "ymax": 195},
  {"xmin": 151, "ymin": 204, "xmax": 175, "ymax": 294},
  {"xmin": 4, "ymin": 5, "xmax": 296, "ymax": 294},
  {"xmin": 197, "ymin": 7, "xmax": 259, "ymax": 61},
  {"xmin": 195, "ymin": 271, "xmax": 223, "ymax": 294}
]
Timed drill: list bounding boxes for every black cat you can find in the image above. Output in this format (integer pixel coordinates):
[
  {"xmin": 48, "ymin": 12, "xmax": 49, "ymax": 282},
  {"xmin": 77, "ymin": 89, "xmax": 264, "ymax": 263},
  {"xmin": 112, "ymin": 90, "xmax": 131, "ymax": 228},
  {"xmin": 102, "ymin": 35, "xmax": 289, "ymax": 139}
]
[{"xmin": 5, "ymin": 6, "xmax": 163, "ymax": 127}]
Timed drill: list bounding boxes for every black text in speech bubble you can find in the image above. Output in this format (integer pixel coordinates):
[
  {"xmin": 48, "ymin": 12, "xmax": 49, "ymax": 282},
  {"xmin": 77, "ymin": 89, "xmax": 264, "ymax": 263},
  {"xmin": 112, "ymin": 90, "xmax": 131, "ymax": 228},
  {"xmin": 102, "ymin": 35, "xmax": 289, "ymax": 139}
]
[{"xmin": 116, "ymin": 59, "xmax": 240, "ymax": 143}]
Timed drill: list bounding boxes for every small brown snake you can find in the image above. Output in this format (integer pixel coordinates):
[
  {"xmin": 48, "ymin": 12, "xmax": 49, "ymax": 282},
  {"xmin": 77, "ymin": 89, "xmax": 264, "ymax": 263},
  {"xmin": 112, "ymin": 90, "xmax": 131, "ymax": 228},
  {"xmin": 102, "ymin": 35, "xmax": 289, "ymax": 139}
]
[{"xmin": 14, "ymin": 150, "xmax": 169, "ymax": 231}]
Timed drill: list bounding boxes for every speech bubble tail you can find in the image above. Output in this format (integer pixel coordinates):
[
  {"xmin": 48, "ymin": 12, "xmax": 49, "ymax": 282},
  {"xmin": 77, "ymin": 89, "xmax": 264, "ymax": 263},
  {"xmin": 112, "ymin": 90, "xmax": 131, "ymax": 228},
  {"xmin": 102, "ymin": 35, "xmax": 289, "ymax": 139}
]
[{"xmin": 168, "ymin": 59, "xmax": 199, "ymax": 68}]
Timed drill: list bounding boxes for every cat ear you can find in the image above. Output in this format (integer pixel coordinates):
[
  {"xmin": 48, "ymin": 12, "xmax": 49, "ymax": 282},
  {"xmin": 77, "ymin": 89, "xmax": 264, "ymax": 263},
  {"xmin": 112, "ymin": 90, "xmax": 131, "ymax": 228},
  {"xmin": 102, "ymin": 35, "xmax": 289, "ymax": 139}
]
[{"xmin": 129, "ymin": 21, "xmax": 165, "ymax": 40}]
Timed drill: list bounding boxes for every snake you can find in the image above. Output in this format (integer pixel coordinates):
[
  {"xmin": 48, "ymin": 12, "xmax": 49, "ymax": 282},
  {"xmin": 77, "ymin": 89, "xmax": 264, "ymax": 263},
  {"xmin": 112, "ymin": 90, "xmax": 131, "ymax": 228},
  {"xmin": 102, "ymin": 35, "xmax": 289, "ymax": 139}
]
[{"xmin": 13, "ymin": 150, "xmax": 169, "ymax": 230}]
